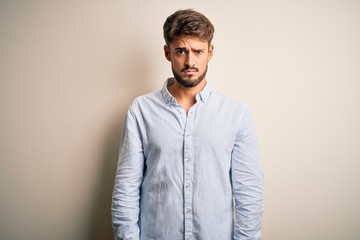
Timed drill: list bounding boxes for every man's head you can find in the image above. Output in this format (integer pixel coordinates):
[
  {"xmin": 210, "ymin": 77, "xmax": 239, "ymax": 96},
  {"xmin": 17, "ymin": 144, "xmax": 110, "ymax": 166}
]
[
  {"xmin": 163, "ymin": 9, "xmax": 215, "ymax": 47},
  {"xmin": 163, "ymin": 9, "xmax": 215, "ymax": 88}
]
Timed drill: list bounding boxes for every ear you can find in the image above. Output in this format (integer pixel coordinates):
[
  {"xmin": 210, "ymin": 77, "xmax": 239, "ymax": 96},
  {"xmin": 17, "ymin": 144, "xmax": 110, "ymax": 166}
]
[
  {"xmin": 207, "ymin": 44, "xmax": 214, "ymax": 62},
  {"xmin": 164, "ymin": 45, "xmax": 171, "ymax": 61}
]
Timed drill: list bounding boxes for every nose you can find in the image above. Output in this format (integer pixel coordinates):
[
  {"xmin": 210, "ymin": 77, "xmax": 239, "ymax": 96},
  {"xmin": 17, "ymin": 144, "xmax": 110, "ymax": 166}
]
[{"xmin": 185, "ymin": 52, "xmax": 195, "ymax": 68}]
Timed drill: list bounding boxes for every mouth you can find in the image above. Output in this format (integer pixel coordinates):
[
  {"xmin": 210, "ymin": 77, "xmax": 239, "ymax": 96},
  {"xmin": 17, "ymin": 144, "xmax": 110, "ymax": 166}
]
[
  {"xmin": 183, "ymin": 70, "xmax": 195, "ymax": 74},
  {"xmin": 182, "ymin": 68, "xmax": 198, "ymax": 74}
]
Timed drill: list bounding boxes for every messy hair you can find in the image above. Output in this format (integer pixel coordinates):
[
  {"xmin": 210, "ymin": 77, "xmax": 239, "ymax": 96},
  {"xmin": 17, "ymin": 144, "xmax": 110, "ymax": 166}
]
[{"xmin": 163, "ymin": 9, "xmax": 215, "ymax": 46}]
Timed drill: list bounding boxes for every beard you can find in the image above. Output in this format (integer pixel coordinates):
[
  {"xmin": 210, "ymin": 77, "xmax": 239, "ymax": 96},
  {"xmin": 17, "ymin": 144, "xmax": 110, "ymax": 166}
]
[{"xmin": 172, "ymin": 65, "xmax": 208, "ymax": 88}]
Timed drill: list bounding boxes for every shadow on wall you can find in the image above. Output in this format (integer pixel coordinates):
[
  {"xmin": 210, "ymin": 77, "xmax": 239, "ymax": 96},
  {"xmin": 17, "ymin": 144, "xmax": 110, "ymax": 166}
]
[
  {"xmin": 85, "ymin": 47, "xmax": 157, "ymax": 240},
  {"xmin": 87, "ymin": 115, "xmax": 124, "ymax": 240}
]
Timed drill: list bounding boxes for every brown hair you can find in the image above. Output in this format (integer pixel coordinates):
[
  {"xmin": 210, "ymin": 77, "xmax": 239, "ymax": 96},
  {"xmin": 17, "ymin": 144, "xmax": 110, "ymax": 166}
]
[{"xmin": 163, "ymin": 9, "xmax": 215, "ymax": 46}]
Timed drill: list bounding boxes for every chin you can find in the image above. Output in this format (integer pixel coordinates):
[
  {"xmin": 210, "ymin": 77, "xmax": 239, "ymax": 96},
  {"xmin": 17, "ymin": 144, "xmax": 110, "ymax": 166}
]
[{"xmin": 172, "ymin": 66, "xmax": 207, "ymax": 88}]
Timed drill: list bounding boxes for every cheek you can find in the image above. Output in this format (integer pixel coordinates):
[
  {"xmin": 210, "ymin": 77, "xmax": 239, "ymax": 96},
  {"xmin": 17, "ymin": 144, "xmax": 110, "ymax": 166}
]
[
  {"xmin": 172, "ymin": 59, "xmax": 184, "ymax": 68},
  {"xmin": 199, "ymin": 59, "xmax": 208, "ymax": 68}
]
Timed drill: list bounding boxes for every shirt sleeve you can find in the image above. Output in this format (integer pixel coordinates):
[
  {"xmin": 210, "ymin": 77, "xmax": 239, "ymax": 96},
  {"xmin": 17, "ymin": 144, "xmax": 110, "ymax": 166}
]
[
  {"xmin": 112, "ymin": 106, "xmax": 144, "ymax": 240},
  {"xmin": 231, "ymin": 104, "xmax": 264, "ymax": 240}
]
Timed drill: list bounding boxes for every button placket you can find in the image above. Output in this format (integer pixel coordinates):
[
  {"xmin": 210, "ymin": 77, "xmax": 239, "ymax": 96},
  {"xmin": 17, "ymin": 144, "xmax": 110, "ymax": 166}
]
[{"xmin": 183, "ymin": 106, "xmax": 195, "ymax": 240}]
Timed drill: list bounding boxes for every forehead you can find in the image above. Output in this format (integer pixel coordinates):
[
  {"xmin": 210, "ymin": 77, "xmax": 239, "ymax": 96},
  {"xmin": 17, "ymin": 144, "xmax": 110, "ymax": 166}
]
[{"xmin": 170, "ymin": 36, "xmax": 209, "ymax": 49}]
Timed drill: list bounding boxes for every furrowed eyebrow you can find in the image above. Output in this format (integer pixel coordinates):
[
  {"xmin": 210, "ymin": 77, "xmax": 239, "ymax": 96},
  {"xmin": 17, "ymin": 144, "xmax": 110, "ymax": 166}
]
[
  {"xmin": 192, "ymin": 48, "xmax": 205, "ymax": 52},
  {"xmin": 174, "ymin": 47, "xmax": 187, "ymax": 51},
  {"xmin": 173, "ymin": 47, "xmax": 205, "ymax": 53}
]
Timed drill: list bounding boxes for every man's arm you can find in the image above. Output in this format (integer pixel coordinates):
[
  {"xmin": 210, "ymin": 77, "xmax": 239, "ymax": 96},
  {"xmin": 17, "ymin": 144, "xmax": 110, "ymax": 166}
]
[
  {"xmin": 112, "ymin": 107, "xmax": 144, "ymax": 240},
  {"xmin": 231, "ymin": 105, "xmax": 264, "ymax": 240}
]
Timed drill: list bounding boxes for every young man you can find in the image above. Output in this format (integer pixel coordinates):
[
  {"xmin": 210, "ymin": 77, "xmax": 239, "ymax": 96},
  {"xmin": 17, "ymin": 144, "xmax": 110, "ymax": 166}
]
[{"xmin": 112, "ymin": 9, "xmax": 263, "ymax": 240}]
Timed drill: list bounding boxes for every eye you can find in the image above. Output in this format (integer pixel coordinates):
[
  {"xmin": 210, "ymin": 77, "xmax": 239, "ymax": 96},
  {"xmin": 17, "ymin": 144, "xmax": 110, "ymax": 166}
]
[
  {"xmin": 194, "ymin": 50, "xmax": 204, "ymax": 55},
  {"xmin": 176, "ymin": 49, "xmax": 185, "ymax": 55}
]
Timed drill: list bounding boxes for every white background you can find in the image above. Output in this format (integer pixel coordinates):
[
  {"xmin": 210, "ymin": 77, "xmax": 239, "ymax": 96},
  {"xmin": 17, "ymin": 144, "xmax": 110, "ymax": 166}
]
[{"xmin": 1, "ymin": 1, "xmax": 359, "ymax": 239}]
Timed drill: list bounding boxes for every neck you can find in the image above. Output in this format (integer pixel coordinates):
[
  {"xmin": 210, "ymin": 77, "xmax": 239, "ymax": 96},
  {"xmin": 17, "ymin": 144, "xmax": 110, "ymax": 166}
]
[{"xmin": 167, "ymin": 78, "xmax": 206, "ymax": 114}]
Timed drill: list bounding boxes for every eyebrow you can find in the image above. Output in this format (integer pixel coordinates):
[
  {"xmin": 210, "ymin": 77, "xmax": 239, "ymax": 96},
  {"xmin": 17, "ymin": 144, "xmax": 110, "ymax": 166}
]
[
  {"xmin": 174, "ymin": 47, "xmax": 206, "ymax": 52},
  {"xmin": 174, "ymin": 47, "xmax": 187, "ymax": 51}
]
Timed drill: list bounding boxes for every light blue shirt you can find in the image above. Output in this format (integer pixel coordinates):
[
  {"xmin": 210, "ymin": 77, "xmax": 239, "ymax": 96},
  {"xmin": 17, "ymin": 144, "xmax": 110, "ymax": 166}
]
[{"xmin": 112, "ymin": 79, "xmax": 263, "ymax": 240}]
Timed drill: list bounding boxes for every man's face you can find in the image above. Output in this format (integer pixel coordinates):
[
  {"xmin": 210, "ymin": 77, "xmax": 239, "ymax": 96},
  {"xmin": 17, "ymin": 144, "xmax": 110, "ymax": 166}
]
[{"xmin": 164, "ymin": 36, "xmax": 214, "ymax": 88}]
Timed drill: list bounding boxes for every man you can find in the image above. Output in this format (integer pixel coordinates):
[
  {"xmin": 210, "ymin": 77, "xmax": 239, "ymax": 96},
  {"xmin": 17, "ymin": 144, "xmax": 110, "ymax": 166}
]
[{"xmin": 112, "ymin": 9, "xmax": 263, "ymax": 240}]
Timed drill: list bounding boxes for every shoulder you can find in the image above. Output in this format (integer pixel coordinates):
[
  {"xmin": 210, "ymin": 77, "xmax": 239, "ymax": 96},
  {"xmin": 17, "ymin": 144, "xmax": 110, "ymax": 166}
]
[
  {"xmin": 206, "ymin": 90, "xmax": 256, "ymax": 135},
  {"xmin": 209, "ymin": 90, "xmax": 255, "ymax": 129},
  {"xmin": 210, "ymin": 90, "xmax": 250, "ymax": 114},
  {"xmin": 129, "ymin": 90, "xmax": 162, "ymax": 111}
]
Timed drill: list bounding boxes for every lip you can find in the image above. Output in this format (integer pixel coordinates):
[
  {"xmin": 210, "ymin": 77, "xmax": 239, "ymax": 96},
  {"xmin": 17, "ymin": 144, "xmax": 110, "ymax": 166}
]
[{"xmin": 183, "ymin": 70, "xmax": 197, "ymax": 74}]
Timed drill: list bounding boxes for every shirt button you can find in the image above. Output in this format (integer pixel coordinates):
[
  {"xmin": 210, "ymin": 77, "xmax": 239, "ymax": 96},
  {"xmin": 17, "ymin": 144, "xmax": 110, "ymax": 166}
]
[
  {"xmin": 186, "ymin": 208, "xmax": 191, "ymax": 214},
  {"xmin": 187, "ymin": 237, "xmax": 192, "ymax": 240},
  {"xmin": 185, "ymin": 184, "xmax": 190, "ymax": 189},
  {"xmin": 186, "ymin": 158, "xmax": 190, "ymax": 163}
]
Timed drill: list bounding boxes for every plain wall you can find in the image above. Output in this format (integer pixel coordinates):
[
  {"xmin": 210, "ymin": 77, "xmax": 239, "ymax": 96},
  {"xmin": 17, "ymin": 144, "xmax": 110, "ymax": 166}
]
[{"xmin": 1, "ymin": 1, "xmax": 359, "ymax": 239}]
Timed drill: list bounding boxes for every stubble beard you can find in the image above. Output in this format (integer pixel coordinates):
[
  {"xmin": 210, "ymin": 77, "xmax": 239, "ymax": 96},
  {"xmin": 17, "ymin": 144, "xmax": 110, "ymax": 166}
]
[{"xmin": 172, "ymin": 65, "xmax": 208, "ymax": 88}]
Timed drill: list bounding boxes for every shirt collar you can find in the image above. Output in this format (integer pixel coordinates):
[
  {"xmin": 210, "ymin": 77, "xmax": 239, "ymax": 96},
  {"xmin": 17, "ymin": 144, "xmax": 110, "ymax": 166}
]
[{"xmin": 161, "ymin": 78, "xmax": 212, "ymax": 105}]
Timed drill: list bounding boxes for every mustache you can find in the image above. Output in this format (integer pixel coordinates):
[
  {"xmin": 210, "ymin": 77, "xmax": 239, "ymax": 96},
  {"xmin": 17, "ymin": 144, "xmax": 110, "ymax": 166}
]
[{"xmin": 182, "ymin": 66, "xmax": 199, "ymax": 72}]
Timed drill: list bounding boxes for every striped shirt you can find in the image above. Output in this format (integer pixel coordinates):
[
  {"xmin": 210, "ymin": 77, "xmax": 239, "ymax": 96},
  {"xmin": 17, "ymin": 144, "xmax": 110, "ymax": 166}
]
[{"xmin": 112, "ymin": 78, "xmax": 263, "ymax": 240}]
